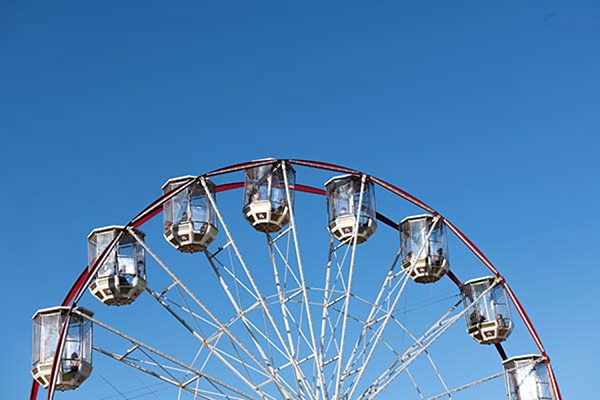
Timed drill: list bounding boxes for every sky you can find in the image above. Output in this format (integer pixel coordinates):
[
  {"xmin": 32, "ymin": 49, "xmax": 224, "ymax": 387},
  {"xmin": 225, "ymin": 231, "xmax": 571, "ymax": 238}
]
[{"xmin": 1, "ymin": 1, "xmax": 599, "ymax": 399}]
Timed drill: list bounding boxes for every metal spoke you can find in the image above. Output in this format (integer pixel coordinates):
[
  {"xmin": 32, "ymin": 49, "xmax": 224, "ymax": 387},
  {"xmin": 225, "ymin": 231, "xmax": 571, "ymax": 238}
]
[
  {"xmin": 343, "ymin": 216, "xmax": 442, "ymax": 399},
  {"xmin": 405, "ymin": 368, "xmax": 426, "ymax": 400},
  {"xmin": 204, "ymin": 251, "xmax": 290, "ymax": 362},
  {"xmin": 94, "ymin": 346, "xmax": 213, "ymax": 400},
  {"xmin": 266, "ymin": 233, "xmax": 316, "ymax": 397},
  {"xmin": 426, "ymin": 369, "xmax": 510, "ymax": 400},
  {"xmin": 77, "ymin": 311, "xmax": 257, "ymax": 400},
  {"xmin": 127, "ymin": 227, "xmax": 289, "ymax": 400},
  {"xmin": 281, "ymin": 163, "xmax": 328, "ymax": 400},
  {"xmin": 329, "ymin": 302, "xmax": 453, "ymax": 399},
  {"xmin": 329, "ymin": 174, "xmax": 367, "ymax": 400},
  {"xmin": 201, "ymin": 178, "xmax": 313, "ymax": 400},
  {"xmin": 359, "ymin": 279, "xmax": 499, "ymax": 399}
]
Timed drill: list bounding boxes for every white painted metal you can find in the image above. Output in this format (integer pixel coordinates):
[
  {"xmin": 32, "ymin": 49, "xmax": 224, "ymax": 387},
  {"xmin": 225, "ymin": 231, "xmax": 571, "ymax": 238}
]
[
  {"xmin": 127, "ymin": 228, "xmax": 289, "ymax": 400},
  {"xmin": 343, "ymin": 216, "xmax": 442, "ymax": 400},
  {"xmin": 359, "ymin": 280, "xmax": 499, "ymax": 399},
  {"xmin": 331, "ymin": 175, "xmax": 366, "ymax": 400},
  {"xmin": 201, "ymin": 178, "xmax": 304, "ymax": 400},
  {"xmin": 281, "ymin": 162, "xmax": 326, "ymax": 400}
]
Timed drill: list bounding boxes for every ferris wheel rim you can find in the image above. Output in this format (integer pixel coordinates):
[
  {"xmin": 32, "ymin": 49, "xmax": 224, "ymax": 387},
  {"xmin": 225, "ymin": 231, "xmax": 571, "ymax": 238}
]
[{"xmin": 31, "ymin": 157, "xmax": 562, "ymax": 400}]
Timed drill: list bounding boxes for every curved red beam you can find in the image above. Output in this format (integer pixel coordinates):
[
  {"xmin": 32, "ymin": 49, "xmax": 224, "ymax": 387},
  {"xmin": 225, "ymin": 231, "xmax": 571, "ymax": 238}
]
[{"xmin": 33, "ymin": 159, "xmax": 561, "ymax": 400}]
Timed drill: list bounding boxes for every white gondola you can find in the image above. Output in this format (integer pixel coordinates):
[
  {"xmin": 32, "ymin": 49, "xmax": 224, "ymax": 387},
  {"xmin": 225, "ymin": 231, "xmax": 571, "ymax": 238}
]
[
  {"xmin": 400, "ymin": 214, "xmax": 449, "ymax": 283},
  {"xmin": 460, "ymin": 276, "xmax": 513, "ymax": 344},
  {"xmin": 31, "ymin": 307, "xmax": 93, "ymax": 390},
  {"xmin": 87, "ymin": 226, "xmax": 146, "ymax": 306},
  {"xmin": 503, "ymin": 354, "xmax": 556, "ymax": 400},
  {"xmin": 162, "ymin": 176, "xmax": 218, "ymax": 253},
  {"xmin": 325, "ymin": 175, "xmax": 377, "ymax": 244},
  {"xmin": 243, "ymin": 161, "xmax": 295, "ymax": 232}
]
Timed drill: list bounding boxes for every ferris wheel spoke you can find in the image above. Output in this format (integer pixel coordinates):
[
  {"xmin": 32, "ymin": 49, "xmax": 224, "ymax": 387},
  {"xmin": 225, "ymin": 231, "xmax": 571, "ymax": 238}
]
[
  {"xmin": 325, "ymin": 175, "xmax": 367, "ymax": 400},
  {"xmin": 270, "ymin": 353, "xmax": 315, "ymax": 374},
  {"xmin": 178, "ymin": 339, "xmax": 217, "ymax": 394},
  {"xmin": 210, "ymin": 345, "xmax": 277, "ymax": 380},
  {"xmin": 281, "ymin": 162, "xmax": 328, "ymax": 400},
  {"xmin": 338, "ymin": 253, "xmax": 404, "ymax": 388},
  {"xmin": 148, "ymin": 282, "xmax": 262, "ymax": 373},
  {"xmin": 425, "ymin": 368, "xmax": 508, "ymax": 400},
  {"xmin": 204, "ymin": 251, "xmax": 289, "ymax": 360},
  {"xmin": 203, "ymin": 376, "xmax": 248, "ymax": 400},
  {"xmin": 173, "ymin": 283, "xmax": 212, "ymax": 337},
  {"xmin": 322, "ymin": 306, "xmax": 353, "ymax": 395},
  {"xmin": 322, "ymin": 285, "xmax": 348, "ymax": 361},
  {"xmin": 388, "ymin": 315, "xmax": 453, "ymax": 398},
  {"xmin": 331, "ymin": 306, "xmax": 451, "ymax": 400},
  {"xmin": 204, "ymin": 234, "xmax": 313, "ymax": 400},
  {"xmin": 362, "ymin": 310, "xmax": 463, "ymax": 398},
  {"xmin": 268, "ymin": 237, "xmax": 303, "ymax": 294},
  {"xmin": 146, "ymin": 287, "xmax": 216, "ymax": 345},
  {"xmin": 318, "ymin": 239, "xmax": 342, "ymax": 395},
  {"xmin": 405, "ymin": 368, "xmax": 427, "ymax": 400},
  {"xmin": 93, "ymin": 346, "xmax": 212, "ymax": 400},
  {"xmin": 268, "ymin": 225, "xmax": 293, "ymax": 246},
  {"xmin": 268, "ymin": 234, "xmax": 320, "ymax": 355},
  {"xmin": 266, "ymin": 234, "xmax": 320, "ymax": 398},
  {"xmin": 154, "ymin": 286, "xmax": 285, "ymax": 398},
  {"xmin": 127, "ymin": 228, "xmax": 292, "ymax": 400},
  {"xmin": 136, "ymin": 346, "xmax": 183, "ymax": 382},
  {"xmin": 80, "ymin": 311, "xmax": 258, "ymax": 400},
  {"xmin": 202, "ymin": 178, "xmax": 315, "ymax": 400},
  {"xmin": 342, "ymin": 217, "xmax": 443, "ymax": 399},
  {"xmin": 194, "ymin": 328, "xmax": 265, "ymax": 384},
  {"xmin": 378, "ymin": 328, "xmax": 447, "ymax": 400},
  {"xmin": 330, "ymin": 246, "xmax": 351, "ymax": 294},
  {"xmin": 361, "ymin": 281, "xmax": 500, "ymax": 399},
  {"xmin": 207, "ymin": 245, "xmax": 260, "ymax": 303},
  {"xmin": 205, "ymin": 294, "xmax": 295, "ymax": 346}
]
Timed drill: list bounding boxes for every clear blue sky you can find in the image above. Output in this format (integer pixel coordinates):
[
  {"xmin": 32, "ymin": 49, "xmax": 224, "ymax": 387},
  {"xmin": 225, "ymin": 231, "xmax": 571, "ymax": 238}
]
[{"xmin": 2, "ymin": 1, "xmax": 598, "ymax": 399}]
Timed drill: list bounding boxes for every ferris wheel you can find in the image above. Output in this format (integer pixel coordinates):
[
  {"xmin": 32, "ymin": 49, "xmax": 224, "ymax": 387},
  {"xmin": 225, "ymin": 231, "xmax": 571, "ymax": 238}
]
[{"xmin": 30, "ymin": 158, "xmax": 562, "ymax": 400}]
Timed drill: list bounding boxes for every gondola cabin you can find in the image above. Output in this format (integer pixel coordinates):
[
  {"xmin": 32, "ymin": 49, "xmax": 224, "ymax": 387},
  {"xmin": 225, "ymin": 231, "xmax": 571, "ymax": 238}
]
[
  {"xmin": 31, "ymin": 307, "xmax": 93, "ymax": 390},
  {"xmin": 243, "ymin": 162, "xmax": 295, "ymax": 232},
  {"xmin": 400, "ymin": 214, "xmax": 449, "ymax": 283},
  {"xmin": 88, "ymin": 226, "xmax": 146, "ymax": 306},
  {"xmin": 503, "ymin": 355, "xmax": 556, "ymax": 400},
  {"xmin": 460, "ymin": 276, "xmax": 513, "ymax": 344},
  {"xmin": 162, "ymin": 176, "xmax": 218, "ymax": 253},
  {"xmin": 325, "ymin": 175, "xmax": 377, "ymax": 244}
]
